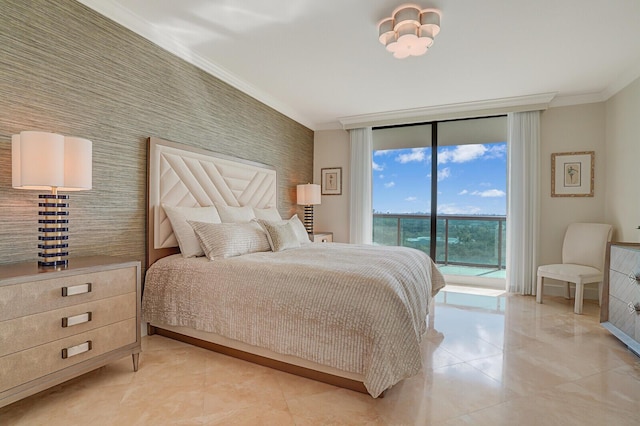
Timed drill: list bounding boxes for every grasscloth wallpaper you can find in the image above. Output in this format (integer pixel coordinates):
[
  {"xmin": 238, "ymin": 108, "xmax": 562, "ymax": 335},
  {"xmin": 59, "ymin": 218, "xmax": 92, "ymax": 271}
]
[{"xmin": 0, "ymin": 0, "xmax": 313, "ymax": 267}]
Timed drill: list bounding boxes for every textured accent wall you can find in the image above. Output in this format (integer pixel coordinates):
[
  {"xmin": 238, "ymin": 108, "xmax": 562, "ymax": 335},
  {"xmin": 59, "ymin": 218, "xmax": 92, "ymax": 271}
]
[{"xmin": 0, "ymin": 0, "xmax": 313, "ymax": 267}]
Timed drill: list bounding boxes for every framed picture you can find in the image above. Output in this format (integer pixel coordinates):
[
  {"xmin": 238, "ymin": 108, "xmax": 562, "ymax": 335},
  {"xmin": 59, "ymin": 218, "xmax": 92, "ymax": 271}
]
[
  {"xmin": 551, "ymin": 151, "xmax": 594, "ymax": 197},
  {"xmin": 321, "ymin": 167, "xmax": 342, "ymax": 195}
]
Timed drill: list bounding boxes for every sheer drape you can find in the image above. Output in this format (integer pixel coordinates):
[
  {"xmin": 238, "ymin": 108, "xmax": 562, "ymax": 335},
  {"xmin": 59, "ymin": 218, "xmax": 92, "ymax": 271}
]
[
  {"xmin": 349, "ymin": 127, "xmax": 373, "ymax": 244},
  {"xmin": 506, "ymin": 111, "xmax": 540, "ymax": 294}
]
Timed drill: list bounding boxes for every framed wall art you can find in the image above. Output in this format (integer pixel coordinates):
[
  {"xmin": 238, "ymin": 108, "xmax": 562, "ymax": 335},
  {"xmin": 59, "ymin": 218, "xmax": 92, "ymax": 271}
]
[
  {"xmin": 321, "ymin": 167, "xmax": 342, "ymax": 195},
  {"xmin": 551, "ymin": 151, "xmax": 594, "ymax": 197}
]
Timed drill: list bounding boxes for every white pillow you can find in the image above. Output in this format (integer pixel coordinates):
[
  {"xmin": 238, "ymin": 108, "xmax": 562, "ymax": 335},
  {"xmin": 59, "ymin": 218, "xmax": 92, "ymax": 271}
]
[
  {"xmin": 257, "ymin": 219, "xmax": 301, "ymax": 252},
  {"xmin": 253, "ymin": 207, "xmax": 282, "ymax": 222},
  {"xmin": 289, "ymin": 214, "xmax": 311, "ymax": 244},
  {"xmin": 188, "ymin": 220, "xmax": 271, "ymax": 259},
  {"xmin": 215, "ymin": 203, "xmax": 256, "ymax": 223},
  {"xmin": 163, "ymin": 204, "xmax": 221, "ymax": 258}
]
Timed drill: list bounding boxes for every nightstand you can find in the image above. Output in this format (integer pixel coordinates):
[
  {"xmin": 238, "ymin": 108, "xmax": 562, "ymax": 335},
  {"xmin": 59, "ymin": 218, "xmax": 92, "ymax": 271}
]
[
  {"xmin": 312, "ymin": 232, "xmax": 333, "ymax": 243},
  {"xmin": 0, "ymin": 256, "xmax": 141, "ymax": 408}
]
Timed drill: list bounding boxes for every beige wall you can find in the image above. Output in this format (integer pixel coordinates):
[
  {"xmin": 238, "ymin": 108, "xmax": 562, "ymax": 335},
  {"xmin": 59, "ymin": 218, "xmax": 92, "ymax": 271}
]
[
  {"xmin": 604, "ymin": 77, "xmax": 640, "ymax": 242},
  {"xmin": 0, "ymin": 0, "xmax": 313, "ymax": 267},
  {"xmin": 313, "ymin": 130, "xmax": 350, "ymax": 242},
  {"xmin": 538, "ymin": 103, "xmax": 607, "ymax": 266}
]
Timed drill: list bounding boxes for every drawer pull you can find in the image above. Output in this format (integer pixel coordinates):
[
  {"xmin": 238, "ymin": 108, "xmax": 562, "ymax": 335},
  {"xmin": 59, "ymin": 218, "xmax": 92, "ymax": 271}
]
[
  {"xmin": 62, "ymin": 341, "xmax": 92, "ymax": 359},
  {"xmin": 61, "ymin": 283, "xmax": 92, "ymax": 297},
  {"xmin": 61, "ymin": 312, "xmax": 92, "ymax": 328}
]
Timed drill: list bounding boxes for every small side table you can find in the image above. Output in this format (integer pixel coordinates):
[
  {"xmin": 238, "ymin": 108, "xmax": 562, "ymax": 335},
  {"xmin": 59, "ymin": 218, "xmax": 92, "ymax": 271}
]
[{"xmin": 311, "ymin": 232, "xmax": 333, "ymax": 243}]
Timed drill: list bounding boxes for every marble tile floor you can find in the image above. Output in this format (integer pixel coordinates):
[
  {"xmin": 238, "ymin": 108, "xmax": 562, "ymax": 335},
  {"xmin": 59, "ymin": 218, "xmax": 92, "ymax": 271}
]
[{"xmin": 2, "ymin": 290, "xmax": 639, "ymax": 425}]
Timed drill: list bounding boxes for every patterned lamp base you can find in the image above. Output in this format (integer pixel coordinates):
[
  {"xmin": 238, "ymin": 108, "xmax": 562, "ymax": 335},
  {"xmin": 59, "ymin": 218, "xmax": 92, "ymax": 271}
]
[
  {"xmin": 37, "ymin": 193, "xmax": 69, "ymax": 267},
  {"xmin": 303, "ymin": 205, "xmax": 314, "ymax": 234}
]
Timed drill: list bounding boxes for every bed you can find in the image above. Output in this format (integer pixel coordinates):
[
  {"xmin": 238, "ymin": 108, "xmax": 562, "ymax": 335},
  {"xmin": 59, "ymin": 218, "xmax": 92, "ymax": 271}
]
[{"xmin": 142, "ymin": 137, "xmax": 445, "ymax": 397}]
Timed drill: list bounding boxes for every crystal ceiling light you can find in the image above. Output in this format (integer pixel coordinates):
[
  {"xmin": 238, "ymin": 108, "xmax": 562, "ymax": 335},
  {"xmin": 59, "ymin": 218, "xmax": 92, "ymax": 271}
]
[{"xmin": 378, "ymin": 4, "xmax": 442, "ymax": 59}]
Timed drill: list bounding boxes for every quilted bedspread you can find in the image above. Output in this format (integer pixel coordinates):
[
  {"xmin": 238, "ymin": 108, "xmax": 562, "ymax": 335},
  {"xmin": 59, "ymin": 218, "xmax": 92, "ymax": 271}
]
[{"xmin": 142, "ymin": 243, "xmax": 445, "ymax": 397}]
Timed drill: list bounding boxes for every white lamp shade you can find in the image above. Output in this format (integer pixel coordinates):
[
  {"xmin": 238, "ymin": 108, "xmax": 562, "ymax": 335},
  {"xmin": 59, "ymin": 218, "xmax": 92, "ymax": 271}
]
[
  {"xmin": 12, "ymin": 131, "xmax": 65, "ymax": 190},
  {"xmin": 12, "ymin": 131, "xmax": 92, "ymax": 191},
  {"xmin": 297, "ymin": 184, "xmax": 321, "ymax": 205},
  {"xmin": 63, "ymin": 136, "xmax": 92, "ymax": 190}
]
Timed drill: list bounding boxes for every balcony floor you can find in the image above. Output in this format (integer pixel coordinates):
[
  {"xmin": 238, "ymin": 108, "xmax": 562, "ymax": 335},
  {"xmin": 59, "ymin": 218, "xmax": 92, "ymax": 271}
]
[{"xmin": 438, "ymin": 264, "xmax": 506, "ymax": 279}]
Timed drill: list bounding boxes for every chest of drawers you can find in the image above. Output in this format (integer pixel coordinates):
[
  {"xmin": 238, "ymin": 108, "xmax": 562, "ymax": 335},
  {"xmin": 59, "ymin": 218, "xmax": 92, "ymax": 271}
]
[
  {"xmin": 601, "ymin": 243, "xmax": 640, "ymax": 357},
  {"xmin": 0, "ymin": 256, "xmax": 141, "ymax": 408}
]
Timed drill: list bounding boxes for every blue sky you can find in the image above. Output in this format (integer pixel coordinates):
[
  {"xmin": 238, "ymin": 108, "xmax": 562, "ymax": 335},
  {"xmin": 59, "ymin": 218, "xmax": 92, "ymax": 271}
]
[{"xmin": 372, "ymin": 142, "xmax": 507, "ymax": 215}]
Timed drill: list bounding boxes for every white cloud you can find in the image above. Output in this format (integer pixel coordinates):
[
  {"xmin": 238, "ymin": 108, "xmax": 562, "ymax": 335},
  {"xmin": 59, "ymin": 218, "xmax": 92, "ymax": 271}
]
[
  {"xmin": 374, "ymin": 149, "xmax": 393, "ymax": 156},
  {"xmin": 438, "ymin": 144, "xmax": 487, "ymax": 164},
  {"xmin": 405, "ymin": 196, "xmax": 417, "ymax": 202},
  {"xmin": 438, "ymin": 204, "xmax": 483, "ymax": 215},
  {"xmin": 372, "ymin": 160, "xmax": 384, "ymax": 171},
  {"xmin": 379, "ymin": 174, "xmax": 385, "ymax": 179},
  {"xmin": 384, "ymin": 181, "xmax": 395, "ymax": 188},
  {"xmin": 486, "ymin": 144, "xmax": 507, "ymax": 159},
  {"xmin": 471, "ymin": 189, "xmax": 506, "ymax": 197},
  {"xmin": 458, "ymin": 189, "xmax": 468, "ymax": 195},
  {"xmin": 396, "ymin": 148, "xmax": 426, "ymax": 164},
  {"xmin": 437, "ymin": 167, "xmax": 451, "ymax": 181}
]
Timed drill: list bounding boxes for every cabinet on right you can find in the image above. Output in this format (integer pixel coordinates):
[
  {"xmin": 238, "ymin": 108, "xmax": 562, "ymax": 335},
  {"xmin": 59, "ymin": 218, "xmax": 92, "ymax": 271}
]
[{"xmin": 601, "ymin": 243, "xmax": 640, "ymax": 357}]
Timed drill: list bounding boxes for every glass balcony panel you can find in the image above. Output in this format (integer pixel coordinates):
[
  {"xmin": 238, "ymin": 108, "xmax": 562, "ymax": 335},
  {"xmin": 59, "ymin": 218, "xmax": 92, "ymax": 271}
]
[
  {"xmin": 373, "ymin": 214, "xmax": 506, "ymax": 272},
  {"xmin": 400, "ymin": 217, "xmax": 431, "ymax": 255},
  {"xmin": 372, "ymin": 216, "xmax": 400, "ymax": 246},
  {"xmin": 445, "ymin": 219, "xmax": 499, "ymax": 266}
]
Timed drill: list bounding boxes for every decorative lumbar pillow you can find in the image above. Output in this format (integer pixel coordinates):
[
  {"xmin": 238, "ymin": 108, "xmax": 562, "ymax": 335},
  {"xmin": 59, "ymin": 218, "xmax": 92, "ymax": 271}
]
[
  {"xmin": 188, "ymin": 220, "xmax": 271, "ymax": 259},
  {"xmin": 163, "ymin": 204, "xmax": 221, "ymax": 258},
  {"xmin": 214, "ymin": 203, "xmax": 256, "ymax": 223},
  {"xmin": 253, "ymin": 207, "xmax": 282, "ymax": 222},
  {"xmin": 257, "ymin": 219, "xmax": 301, "ymax": 252},
  {"xmin": 288, "ymin": 214, "xmax": 311, "ymax": 244}
]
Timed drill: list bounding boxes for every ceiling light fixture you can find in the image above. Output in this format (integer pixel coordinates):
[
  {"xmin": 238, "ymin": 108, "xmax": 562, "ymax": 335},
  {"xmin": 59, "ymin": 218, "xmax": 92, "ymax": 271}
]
[{"xmin": 378, "ymin": 4, "xmax": 441, "ymax": 59}]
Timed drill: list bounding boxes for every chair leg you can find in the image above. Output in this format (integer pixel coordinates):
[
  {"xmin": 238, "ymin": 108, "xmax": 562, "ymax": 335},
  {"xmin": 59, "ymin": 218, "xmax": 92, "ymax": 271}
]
[
  {"xmin": 598, "ymin": 282, "xmax": 603, "ymax": 306},
  {"xmin": 574, "ymin": 283, "xmax": 584, "ymax": 314},
  {"xmin": 564, "ymin": 282, "xmax": 571, "ymax": 299},
  {"xmin": 536, "ymin": 275, "xmax": 543, "ymax": 304}
]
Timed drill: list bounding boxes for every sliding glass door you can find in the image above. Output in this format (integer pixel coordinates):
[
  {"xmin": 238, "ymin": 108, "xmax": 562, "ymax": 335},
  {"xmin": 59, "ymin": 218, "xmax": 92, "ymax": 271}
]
[
  {"xmin": 372, "ymin": 124, "xmax": 433, "ymax": 256},
  {"xmin": 372, "ymin": 117, "xmax": 507, "ymax": 286}
]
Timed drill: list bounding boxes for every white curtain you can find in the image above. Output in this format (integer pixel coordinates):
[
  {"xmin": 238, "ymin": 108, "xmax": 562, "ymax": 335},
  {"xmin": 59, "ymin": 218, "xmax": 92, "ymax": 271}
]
[
  {"xmin": 506, "ymin": 111, "xmax": 540, "ymax": 294},
  {"xmin": 349, "ymin": 127, "xmax": 373, "ymax": 244}
]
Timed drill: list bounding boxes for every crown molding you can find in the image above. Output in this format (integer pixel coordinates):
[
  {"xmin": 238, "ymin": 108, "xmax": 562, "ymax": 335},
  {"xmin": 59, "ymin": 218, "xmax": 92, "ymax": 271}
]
[
  {"xmin": 549, "ymin": 92, "xmax": 606, "ymax": 108},
  {"xmin": 338, "ymin": 93, "xmax": 557, "ymax": 129},
  {"xmin": 314, "ymin": 121, "xmax": 344, "ymax": 131},
  {"xmin": 76, "ymin": 0, "xmax": 316, "ymax": 130},
  {"xmin": 549, "ymin": 62, "xmax": 640, "ymax": 108}
]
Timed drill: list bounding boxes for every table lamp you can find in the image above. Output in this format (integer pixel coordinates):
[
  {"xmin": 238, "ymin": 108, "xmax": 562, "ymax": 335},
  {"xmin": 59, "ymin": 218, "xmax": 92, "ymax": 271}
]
[
  {"xmin": 296, "ymin": 183, "xmax": 321, "ymax": 234},
  {"xmin": 12, "ymin": 131, "xmax": 92, "ymax": 267}
]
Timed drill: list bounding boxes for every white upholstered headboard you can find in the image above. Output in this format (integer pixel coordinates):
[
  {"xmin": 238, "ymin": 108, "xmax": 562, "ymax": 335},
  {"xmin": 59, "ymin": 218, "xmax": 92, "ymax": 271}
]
[{"xmin": 147, "ymin": 137, "xmax": 277, "ymax": 266}]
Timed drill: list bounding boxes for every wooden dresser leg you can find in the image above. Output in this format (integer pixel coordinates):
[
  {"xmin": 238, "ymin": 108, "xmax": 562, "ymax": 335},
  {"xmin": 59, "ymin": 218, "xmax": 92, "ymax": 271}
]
[{"xmin": 132, "ymin": 353, "xmax": 140, "ymax": 372}]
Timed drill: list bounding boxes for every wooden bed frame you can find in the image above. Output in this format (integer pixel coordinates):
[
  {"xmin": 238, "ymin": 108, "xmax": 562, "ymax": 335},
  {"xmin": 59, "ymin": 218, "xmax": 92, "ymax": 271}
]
[{"xmin": 145, "ymin": 137, "xmax": 371, "ymax": 395}]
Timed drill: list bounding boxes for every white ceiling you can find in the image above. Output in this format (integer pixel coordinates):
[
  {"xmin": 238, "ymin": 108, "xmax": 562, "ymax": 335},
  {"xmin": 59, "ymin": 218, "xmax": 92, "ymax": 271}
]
[{"xmin": 78, "ymin": 0, "xmax": 640, "ymax": 130}]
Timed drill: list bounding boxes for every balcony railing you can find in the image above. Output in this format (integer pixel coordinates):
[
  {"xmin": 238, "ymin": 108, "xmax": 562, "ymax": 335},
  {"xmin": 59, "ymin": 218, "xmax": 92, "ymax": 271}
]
[{"xmin": 373, "ymin": 214, "xmax": 506, "ymax": 270}]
